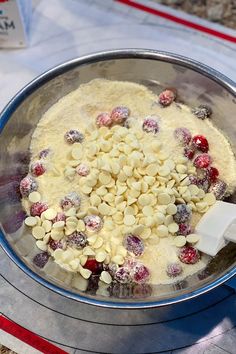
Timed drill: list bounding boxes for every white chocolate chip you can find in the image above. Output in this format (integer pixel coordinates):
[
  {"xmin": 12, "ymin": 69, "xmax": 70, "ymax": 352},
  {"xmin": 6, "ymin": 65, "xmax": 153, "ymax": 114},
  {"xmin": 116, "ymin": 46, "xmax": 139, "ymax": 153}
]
[
  {"xmin": 43, "ymin": 208, "xmax": 57, "ymax": 221},
  {"xmin": 168, "ymin": 223, "xmax": 179, "ymax": 234},
  {"xmin": 174, "ymin": 236, "xmax": 186, "ymax": 247},
  {"xmin": 123, "ymin": 215, "xmax": 136, "ymax": 226},
  {"xmin": 25, "ymin": 216, "xmax": 37, "ymax": 227},
  {"xmin": 100, "ymin": 271, "xmax": 112, "ymax": 284},
  {"xmin": 186, "ymin": 234, "xmax": 200, "ymax": 243},
  {"xmin": 42, "ymin": 220, "xmax": 52, "ymax": 233},
  {"xmin": 32, "ymin": 226, "xmax": 46, "ymax": 239},
  {"xmin": 158, "ymin": 193, "xmax": 171, "ymax": 205},
  {"xmin": 156, "ymin": 225, "xmax": 168, "ymax": 237},
  {"xmin": 166, "ymin": 203, "xmax": 177, "ymax": 215},
  {"xmin": 36, "ymin": 240, "xmax": 48, "ymax": 251},
  {"xmin": 28, "ymin": 191, "xmax": 41, "ymax": 203},
  {"xmin": 95, "ymin": 251, "xmax": 107, "ymax": 262}
]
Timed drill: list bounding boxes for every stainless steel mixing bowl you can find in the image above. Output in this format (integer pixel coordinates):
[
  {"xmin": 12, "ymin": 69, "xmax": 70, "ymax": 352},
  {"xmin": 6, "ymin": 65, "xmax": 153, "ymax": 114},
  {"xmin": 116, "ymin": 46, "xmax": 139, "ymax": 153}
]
[{"xmin": 0, "ymin": 49, "xmax": 235, "ymax": 309}]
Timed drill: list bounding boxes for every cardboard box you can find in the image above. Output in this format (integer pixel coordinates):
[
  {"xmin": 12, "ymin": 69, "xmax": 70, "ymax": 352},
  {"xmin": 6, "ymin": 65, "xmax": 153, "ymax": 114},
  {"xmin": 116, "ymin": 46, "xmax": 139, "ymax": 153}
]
[{"xmin": 0, "ymin": 0, "xmax": 31, "ymax": 48}]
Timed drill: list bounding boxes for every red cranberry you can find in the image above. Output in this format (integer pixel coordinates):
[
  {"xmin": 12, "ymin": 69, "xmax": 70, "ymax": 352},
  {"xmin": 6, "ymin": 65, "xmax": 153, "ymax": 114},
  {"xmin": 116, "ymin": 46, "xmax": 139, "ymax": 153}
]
[
  {"xmin": 174, "ymin": 127, "xmax": 191, "ymax": 145},
  {"xmin": 192, "ymin": 135, "xmax": 209, "ymax": 153},
  {"xmin": 142, "ymin": 117, "xmax": 159, "ymax": 134},
  {"xmin": 76, "ymin": 163, "xmax": 90, "ymax": 177},
  {"xmin": 192, "ymin": 105, "xmax": 212, "ymax": 120},
  {"xmin": 49, "ymin": 239, "xmax": 64, "ymax": 251},
  {"xmin": 39, "ymin": 148, "xmax": 50, "ymax": 159},
  {"xmin": 67, "ymin": 231, "xmax": 87, "ymax": 248},
  {"xmin": 84, "ymin": 215, "xmax": 103, "ymax": 232},
  {"xmin": 64, "ymin": 130, "xmax": 84, "ymax": 144},
  {"xmin": 84, "ymin": 259, "xmax": 103, "ymax": 274},
  {"xmin": 124, "ymin": 234, "xmax": 144, "ymax": 257},
  {"xmin": 209, "ymin": 179, "xmax": 227, "ymax": 200},
  {"xmin": 159, "ymin": 89, "xmax": 176, "ymax": 106},
  {"xmin": 60, "ymin": 192, "xmax": 81, "ymax": 210},
  {"xmin": 173, "ymin": 204, "xmax": 192, "ymax": 224},
  {"xmin": 184, "ymin": 146, "xmax": 195, "ymax": 160},
  {"xmin": 166, "ymin": 262, "xmax": 183, "ymax": 277},
  {"xmin": 194, "ymin": 154, "xmax": 211, "ymax": 169},
  {"xmin": 132, "ymin": 263, "xmax": 150, "ymax": 284},
  {"xmin": 30, "ymin": 202, "xmax": 48, "ymax": 216},
  {"xmin": 178, "ymin": 246, "xmax": 200, "ymax": 264},
  {"xmin": 20, "ymin": 175, "xmax": 38, "ymax": 197},
  {"xmin": 53, "ymin": 212, "xmax": 66, "ymax": 223},
  {"xmin": 208, "ymin": 167, "xmax": 219, "ymax": 183},
  {"xmin": 111, "ymin": 106, "xmax": 130, "ymax": 124},
  {"xmin": 30, "ymin": 161, "xmax": 46, "ymax": 177},
  {"xmin": 114, "ymin": 267, "xmax": 131, "ymax": 284},
  {"xmin": 96, "ymin": 112, "xmax": 113, "ymax": 127},
  {"xmin": 177, "ymin": 223, "xmax": 192, "ymax": 236},
  {"xmin": 33, "ymin": 252, "xmax": 49, "ymax": 268}
]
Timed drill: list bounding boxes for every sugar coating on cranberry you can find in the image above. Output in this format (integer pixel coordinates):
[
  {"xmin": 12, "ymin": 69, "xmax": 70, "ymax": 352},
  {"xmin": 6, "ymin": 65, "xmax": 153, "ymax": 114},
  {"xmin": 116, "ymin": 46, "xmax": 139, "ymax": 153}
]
[
  {"xmin": 184, "ymin": 146, "xmax": 195, "ymax": 160},
  {"xmin": 60, "ymin": 192, "xmax": 81, "ymax": 210},
  {"xmin": 192, "ymin": 135, "xmax": 209, "ymax": 153},
  {"xmin": 174, "ymin": 127, "xmax": 192, "ymax": 145},
  {"xmin": 124, "ymin": 234, "xmax": 144, "ymax": 257},
  {"xmin": 84, "ymin": 215, "xmax": 103, "ymax": 232},
  {"xmin": 30, "ymin": 202, "xmax": 48, "ymax": 216},
  {"xmin": 166, "ymin": 262, "xmax": 183, "ymax": 277},
  {"xmin": 53, "ymin": 212, "xmax": 66, "ymax": 223},
  {"xmin": 177, "ymin": 223, "xmax": 192, "ymax": 236},
  {"xmin": 67, "ymin": 231, "xmax": 87, "ymax": 248},
  {"xmin": 194, "ymin": 153, "xmax": 212, "ymax": 169},
  {"xmin": 30, "ymin": 161, "xmax": 46, "ymax": 177},
  {"xmin": 84, "ymin": 259, "xmax": 103, "ymax": 274},
  {"xmin": 111, "ymin": 106, "xmax": 130, "ymax": 124},
  {"xmin": 64, "ymin": 130, "xmax": 84, "ymax": 144},
  {"xmin": 96, "ymin": 112, "xmax": 113, "ymax": 127},
  {"xmin": 209, "ymin": 179, "xmax": 227, "ymax": 200},
  {"xmin": 208, "ymin": 167, "xmax": 219, "ymax": 183},
  {"xmin": 142, "ymin": 117, "xmax": 159, "ymax": 134},
  {"xmin": 39, "ymin": 148, "xmax": 50, "ymax": 159},
  {"xmin": 178, "ymin": 246, "xmax": 200, "ymax": 264},
  {"xmin": 173, "ymin": 204, "xmax": 192, "ymax": 224},
  {"xmin": 76, "ymin": 163, "xmax": 90, "ymax": 177},
  {"xmin": 49, "ymin": 239, "xmax": 64, "ymax": 251},
  {"xmin": 188, "ymin": 175, "xmax": 198, "ymax": 185},
  {"xmin": 132, "ymin": 263, "xmax": 150, "ymax": 284},
  {"xmin": 159, "ymin": 89, "xmax": 176, "ymax": 106},
  {"xmin": 114, "ymin": 267, "xmax": 131, "ymax": 284},
  {"xmin": 20, "ymin": 175, "xmax": 38, "ymax": 197},
  {"xmin": 33, "ymin": 252, "xmax": 49, "ymax": 268},
  {"xmin": 197, "ymin": 176, "xmax": 210, "ymax": 193},
  {"xmin": 192, "ymin": 104, "xmax": 212, "ymax": 120}
]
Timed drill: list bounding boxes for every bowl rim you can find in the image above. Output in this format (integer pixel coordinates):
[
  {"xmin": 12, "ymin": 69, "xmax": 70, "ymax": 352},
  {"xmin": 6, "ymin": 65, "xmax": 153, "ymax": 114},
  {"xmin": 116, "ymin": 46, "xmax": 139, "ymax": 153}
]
[{"xmin": 0, "ymin": 48, "xmax": 235, "ymax": 309}]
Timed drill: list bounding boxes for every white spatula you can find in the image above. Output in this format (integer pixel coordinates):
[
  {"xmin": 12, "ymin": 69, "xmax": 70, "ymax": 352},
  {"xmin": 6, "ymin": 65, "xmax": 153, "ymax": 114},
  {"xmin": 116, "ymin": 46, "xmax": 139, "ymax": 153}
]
[{"xmin": 195, "ymin": 201, "xmax": 236, "ymax": 256}]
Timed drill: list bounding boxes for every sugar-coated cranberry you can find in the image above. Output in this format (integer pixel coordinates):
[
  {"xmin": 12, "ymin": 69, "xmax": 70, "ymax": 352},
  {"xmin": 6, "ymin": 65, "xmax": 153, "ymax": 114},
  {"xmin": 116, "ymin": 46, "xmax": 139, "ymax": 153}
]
[
  {"xmin": 174, "ymin": 127, "xmax": 192, "ymax": 145},
  {"xmin": 76, "ymin": 163, "xmax": 90, "ymax": 177},
  {"xmin": 30, "ymin": 202, "xmax": 48, "ymax": 216},
  {"xmin": 114, "ymin": 267, "xmax": 131, "ymax": 284},
  {"xmin": 192, "ymin": 104, "xmax": 212, "ymax": 120},
  {"xmin": 39, "ymin": 148, "xmax": 50, "ymax": 159},
  {"xmin": 209, "ymin": 179, "xmax": 227, "ymax": 200},
  {"xmin": 30, "ymin": 161, "xmax": 46, "ymax": 177},
  {"xmin": 111, "ymin": 106, "xmax": 130, "ymax": 124},
  {"xmin": 177, "ymin": 223, "xmax": 192, "ymax": 236},
  {"xmin": 208, "ymin": 167, "xmax": 219, "ymax": 183},
  {"xmin": 84, "ymin": 259, "xmax": 103, "ymax": 274},
  {"xmin": 84, "ymin": 215, "xmax": 103, "ymax": 232},
  {"xmin": 53, "ymin": 212, "xmax": 66, "ymax": 223},
  {"xmin": 67, "ymin": 231, "xmax": 87, "ymax": 248},
  {"xmin": 178, "ymin": 246, "xmax": 200, "ymax": 264},
  {"xmin": 49, "ymin": 239, "xmax": 64, "ymax": 251},
  {"xmin": 197, "ymin": 176, "xmax": 210, "ymax": 192},
  {"xmin": 184, "ymin": 146, "xmax": 195, "ymax": 160},
  {"xmin": 132, "ymin": 263, "xmax": 150, "ymax": 284},
  {"xmin": 33, "ymin": 252, "xmax": 49, "ymax": 268},
  {"xmin": 64, "ymin": 130, "xmax": 84, "ymax": 144},
  {"xmin": 124, "ymin": 234, "xmax": 144, "ymax": 257},
  {"xmin": 159, "ymin": 89, "xmax": 176, "ymax": 106},
  {"xmin": 142, "ymin": 117, "xmax": 159, "ymax": 134},
  {"xmin": 20, "ymin": 175, "xmax": 38, "ymax": 197},
  {"xmin": 173, "ymin": 204, "xmax": 192, "ymax": 224},
  {"xmin": 166, "ymin": 262, "xmax": 183, "ymax": 277},
  {"xmin": 194, "ymin": 153, "xmax": 211, "ymax": 169},
  {"xmin": 96, "ymin": 112, "xmax": 113, "ymax": 127},
  {"xmin": 192, "ymin": 135, "xmax": 209, "ymax": 153},
  {"xmin": 60, "ymin": 192, "xmax": 81, "ymax": 210},
  {"xmin": 188, "ymin": 175, "xmax": 198, "ymax": 185}
]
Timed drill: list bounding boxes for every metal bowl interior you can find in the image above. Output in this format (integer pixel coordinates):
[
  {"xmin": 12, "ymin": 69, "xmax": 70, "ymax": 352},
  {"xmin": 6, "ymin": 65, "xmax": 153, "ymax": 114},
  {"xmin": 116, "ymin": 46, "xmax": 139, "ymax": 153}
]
[{"xmin": 0, "ymin": 49, "xmax": 235, "ymax": 308}]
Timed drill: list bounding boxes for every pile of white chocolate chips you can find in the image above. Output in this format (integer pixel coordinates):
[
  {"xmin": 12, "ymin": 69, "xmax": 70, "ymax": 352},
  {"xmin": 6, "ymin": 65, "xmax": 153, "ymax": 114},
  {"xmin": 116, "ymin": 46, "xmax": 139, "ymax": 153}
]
[{"xmin": 20, "ymin": 84, "xmax": 230, "ymax": 288}]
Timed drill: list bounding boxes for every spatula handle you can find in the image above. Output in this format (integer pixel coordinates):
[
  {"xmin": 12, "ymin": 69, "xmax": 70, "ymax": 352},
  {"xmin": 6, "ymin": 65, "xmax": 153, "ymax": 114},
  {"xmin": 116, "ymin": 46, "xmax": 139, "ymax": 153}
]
[{"xmin": 224, "ymin": 223, "xmax": 236, "ymax": 243}]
